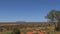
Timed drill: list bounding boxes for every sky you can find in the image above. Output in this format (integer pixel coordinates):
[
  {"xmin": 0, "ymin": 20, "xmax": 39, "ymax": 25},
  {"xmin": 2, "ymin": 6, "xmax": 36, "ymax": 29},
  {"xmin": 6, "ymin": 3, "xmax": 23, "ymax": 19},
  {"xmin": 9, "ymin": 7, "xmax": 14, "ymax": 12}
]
[{"xmin": 0, "ymin": 0, "xmax": 60, "ymax": 22}]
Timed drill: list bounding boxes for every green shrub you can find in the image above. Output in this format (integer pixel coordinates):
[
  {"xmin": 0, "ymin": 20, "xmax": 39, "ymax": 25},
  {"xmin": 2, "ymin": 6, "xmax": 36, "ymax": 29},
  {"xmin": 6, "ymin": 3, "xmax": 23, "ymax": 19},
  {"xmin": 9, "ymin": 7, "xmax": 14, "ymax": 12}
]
[
  {"xmin": 0, "ymin": 26, "xmax": 3, "ymax": 32},
  {"xmin": 33, "ymin": 32, "xmax": 38, "ymax": 34},
  {"xmin": 55, "ymin": 27, "xmax": 60, "ymax": 31},
  {"xmin": 2, "ymin": 32, "xmax": 12, "ymax": 34},
  {"xmin": 12, "ymin": 27, "xmax": 20, "ymax": 34}
]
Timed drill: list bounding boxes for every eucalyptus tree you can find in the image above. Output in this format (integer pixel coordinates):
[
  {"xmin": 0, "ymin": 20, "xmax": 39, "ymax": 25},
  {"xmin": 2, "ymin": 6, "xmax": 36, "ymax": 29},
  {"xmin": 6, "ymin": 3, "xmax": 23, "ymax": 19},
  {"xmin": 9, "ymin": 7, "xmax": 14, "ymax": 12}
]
[{"xmin": 45, "ymin": 10, "xmax": 60, "ymax": 31}]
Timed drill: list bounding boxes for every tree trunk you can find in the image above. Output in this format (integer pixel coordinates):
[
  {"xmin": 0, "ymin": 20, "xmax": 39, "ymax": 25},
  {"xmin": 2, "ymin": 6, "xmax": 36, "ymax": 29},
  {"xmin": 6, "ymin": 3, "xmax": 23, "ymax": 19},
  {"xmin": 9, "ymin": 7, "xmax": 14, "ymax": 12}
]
[{"xmin": 57, "ymin": 20, "xmax": 60, "ymax": 30}]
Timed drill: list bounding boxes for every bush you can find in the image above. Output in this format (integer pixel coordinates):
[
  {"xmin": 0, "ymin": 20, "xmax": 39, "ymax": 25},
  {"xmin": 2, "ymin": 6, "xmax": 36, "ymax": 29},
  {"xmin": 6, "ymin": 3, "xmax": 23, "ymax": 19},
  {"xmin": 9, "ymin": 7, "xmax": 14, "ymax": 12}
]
[
  {"xmin": 12, "ymin": 27, "xmax": 20, "ymax": 34},
  {"xmin": 33, "ymin": 32, "xmax": 38, "ymax": 34},
  {"xmin": 55, "ymin": 27, "xmax": 60, "ymax": 31},
  {"xmin": 0, "ymin": 26, "xmax": 3, "ymax": 32},
  {"xmin": 2, "ymin": 32, "xmax": 12, "ymax": 34}
]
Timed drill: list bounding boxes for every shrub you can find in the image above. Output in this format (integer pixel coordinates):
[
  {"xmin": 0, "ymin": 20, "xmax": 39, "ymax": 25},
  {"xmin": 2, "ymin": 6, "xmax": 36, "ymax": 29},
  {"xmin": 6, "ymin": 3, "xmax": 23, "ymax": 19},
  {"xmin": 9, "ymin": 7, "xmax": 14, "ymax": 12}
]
[
  {"xmin": 12, "ymin": 27, "xmax": 20, "ymax": 34},
  {"xmin": 0, "ymin": 26, "xmax": 3, "ymax": 32},
  {"xmin": 55, "ymin": 27, "xmax": 60, "ymax": 31}
]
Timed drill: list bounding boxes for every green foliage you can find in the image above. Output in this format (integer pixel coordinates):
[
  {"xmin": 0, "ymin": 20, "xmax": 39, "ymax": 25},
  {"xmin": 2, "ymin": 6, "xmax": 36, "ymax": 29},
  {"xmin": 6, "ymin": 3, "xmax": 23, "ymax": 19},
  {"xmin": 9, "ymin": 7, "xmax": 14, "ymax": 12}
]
[
  {"xmin": 2, "ymin": 32, "xmax": 12, "ymax": 34},
  {"xmin": 45, "ymin": 10, "xmax": 60, "ymax": 22},
  {"xmin": 45, "ymin": 10, "xmax": 60, "ymax": 31},
  {"xmin": 33, "ymin": 32, "xmax": 38, "ymax": 34},
  {"xmin": 55, "ymin": 27, "xmax": 60, "ymax": 31},
  {"xmin": 6, "ymin": 26, "xmax": 10, "ymax": 30},
  {"xmin": 24, "ymin": 32, "xmax": 26, "ymax": 34},
  {"xmin": 0, "ymin": 26, "xmax": 3, "ymax": 32},
  {"xmin": 12, "ymin": 27, "xmax": 20, "ymax": 34}
]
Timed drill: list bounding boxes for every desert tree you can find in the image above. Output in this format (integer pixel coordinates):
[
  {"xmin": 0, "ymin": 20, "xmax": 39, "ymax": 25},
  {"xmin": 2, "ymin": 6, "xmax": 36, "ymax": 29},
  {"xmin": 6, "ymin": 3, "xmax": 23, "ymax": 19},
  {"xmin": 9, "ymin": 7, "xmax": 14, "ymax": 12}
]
[{"xmin": 45, "ymin": 10, "xmax": 60, "ymax": 31}]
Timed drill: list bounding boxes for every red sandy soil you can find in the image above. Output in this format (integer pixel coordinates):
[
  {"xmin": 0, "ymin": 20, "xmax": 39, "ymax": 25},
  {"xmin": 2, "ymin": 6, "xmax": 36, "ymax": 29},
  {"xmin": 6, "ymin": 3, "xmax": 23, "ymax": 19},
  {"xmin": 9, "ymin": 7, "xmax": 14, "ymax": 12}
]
[
  {"xmin": 56, "ymin": 32, "xmax": 60, "ymax": 34},
  {"xmin": 26, "ymin": 32, "xmax": 32, "ymax": 34},
  {"xmin": 21, "ymin": 30, "xmax": 46, "ymax": 34}
]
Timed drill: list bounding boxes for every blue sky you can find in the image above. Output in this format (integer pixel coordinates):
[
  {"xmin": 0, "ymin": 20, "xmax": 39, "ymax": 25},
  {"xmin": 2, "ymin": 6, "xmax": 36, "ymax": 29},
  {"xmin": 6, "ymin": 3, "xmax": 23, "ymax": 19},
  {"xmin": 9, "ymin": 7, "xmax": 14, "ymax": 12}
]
[{"xmin": 0, "ymin": 0, "xmax": 60, "ymax": 22}]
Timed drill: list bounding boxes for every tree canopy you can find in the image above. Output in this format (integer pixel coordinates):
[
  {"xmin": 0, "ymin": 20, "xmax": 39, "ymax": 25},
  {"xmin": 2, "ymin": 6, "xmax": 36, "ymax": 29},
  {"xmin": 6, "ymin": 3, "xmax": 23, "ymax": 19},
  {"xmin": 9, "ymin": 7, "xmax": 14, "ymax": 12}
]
[
  {"xmin": 45, "ymin": 10, "xmax": 60, "ymax": 22},
  {"xmin": 45, "ymin": 10, "xmax": 60, "ymax": 31}
]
